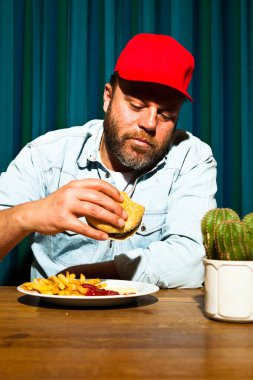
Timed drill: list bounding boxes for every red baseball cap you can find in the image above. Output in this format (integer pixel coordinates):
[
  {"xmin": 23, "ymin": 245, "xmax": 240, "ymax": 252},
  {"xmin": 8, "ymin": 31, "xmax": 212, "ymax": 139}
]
[{"xmin": 114, "ymin": 33, "xmax": 194, "ymax": 101}]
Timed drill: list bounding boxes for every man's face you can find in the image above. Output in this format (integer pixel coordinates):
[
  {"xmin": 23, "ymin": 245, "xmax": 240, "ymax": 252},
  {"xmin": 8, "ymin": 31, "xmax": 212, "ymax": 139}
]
[{"xmin": 101, "ymin": 78, "xmax": 184, "ymax": 172}]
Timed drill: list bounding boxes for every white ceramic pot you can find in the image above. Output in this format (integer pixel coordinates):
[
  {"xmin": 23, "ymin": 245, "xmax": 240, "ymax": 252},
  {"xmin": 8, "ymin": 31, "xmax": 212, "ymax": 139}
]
[{"xmin": 204, "ymin": 258, "xmax": 253, "ymax": 322}]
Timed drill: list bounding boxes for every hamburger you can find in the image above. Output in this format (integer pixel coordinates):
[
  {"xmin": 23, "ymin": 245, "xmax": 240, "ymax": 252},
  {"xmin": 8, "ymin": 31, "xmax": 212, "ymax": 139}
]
[{"xmin": 87, "ymin": 191, "xmax": 145, "ymax": 240}]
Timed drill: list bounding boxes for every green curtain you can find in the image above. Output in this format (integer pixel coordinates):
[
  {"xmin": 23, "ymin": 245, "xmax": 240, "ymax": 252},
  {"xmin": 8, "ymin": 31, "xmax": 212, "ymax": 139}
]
[{"xmin": 0, "ymin": 0, "xmax": 253, "ymax": 284}]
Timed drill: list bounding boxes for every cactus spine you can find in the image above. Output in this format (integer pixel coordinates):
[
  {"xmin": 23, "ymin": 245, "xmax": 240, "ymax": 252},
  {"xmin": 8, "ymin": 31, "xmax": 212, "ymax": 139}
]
[
  {"xmin": 214, "ymin": 220, "xmax": 248, "ymax": 260},
  {"xmin": 201, "ymin": 208, "xmax": 240, "ymax": 259}
]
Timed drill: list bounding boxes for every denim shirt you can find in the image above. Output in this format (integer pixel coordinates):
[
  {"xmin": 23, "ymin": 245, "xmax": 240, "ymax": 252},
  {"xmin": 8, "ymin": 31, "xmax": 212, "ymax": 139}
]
[{"xmin": 0, "ymin": 120, "xmax": 217, "ymax": 288}]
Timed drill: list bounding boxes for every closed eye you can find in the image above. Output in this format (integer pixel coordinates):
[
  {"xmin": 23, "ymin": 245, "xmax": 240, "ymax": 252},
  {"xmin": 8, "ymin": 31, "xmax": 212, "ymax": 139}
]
[
  {"xmin": 129, "ymin": 103, "xmax": 144, "ymax": 111},
  {"xmin": 158, "ymin": 112, "xmax": 178, "ymax": 122}
]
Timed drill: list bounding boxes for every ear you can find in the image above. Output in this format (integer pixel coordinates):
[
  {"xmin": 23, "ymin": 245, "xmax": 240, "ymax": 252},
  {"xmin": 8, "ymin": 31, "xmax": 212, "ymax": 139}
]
[{"xmin": 103, "ymin": 84, "xmax": 113, "ymax": 112}]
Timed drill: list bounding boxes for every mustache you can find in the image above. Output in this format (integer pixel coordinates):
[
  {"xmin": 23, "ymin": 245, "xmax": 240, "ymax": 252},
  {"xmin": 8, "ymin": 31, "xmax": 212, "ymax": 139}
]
[{"xmin": 122, "ymin": 132, "xmax": 157, "ymax": 147}]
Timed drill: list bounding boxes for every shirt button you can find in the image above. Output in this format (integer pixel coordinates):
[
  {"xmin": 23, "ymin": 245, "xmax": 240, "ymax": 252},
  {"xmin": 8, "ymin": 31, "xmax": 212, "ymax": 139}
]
[
  {"xmin": 141, "ymin": 225, "xmax": 146, "ymax": 232},
  {"xmin": 105, "ymin": 172, "xmax": 110, "ymax": 178}
]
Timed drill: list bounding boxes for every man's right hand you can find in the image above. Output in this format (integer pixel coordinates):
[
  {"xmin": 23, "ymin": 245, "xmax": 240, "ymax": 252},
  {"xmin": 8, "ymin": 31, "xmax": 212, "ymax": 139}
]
[{"xmin": 1, "ymin": 179, "xmax": 128, "ymax": 247}]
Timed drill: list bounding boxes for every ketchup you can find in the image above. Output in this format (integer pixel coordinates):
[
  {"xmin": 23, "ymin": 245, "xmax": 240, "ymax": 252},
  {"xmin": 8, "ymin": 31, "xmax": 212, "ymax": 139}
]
[{"xmin": 81, "ymin": 283, "xmax": 119, "ymax": 296}]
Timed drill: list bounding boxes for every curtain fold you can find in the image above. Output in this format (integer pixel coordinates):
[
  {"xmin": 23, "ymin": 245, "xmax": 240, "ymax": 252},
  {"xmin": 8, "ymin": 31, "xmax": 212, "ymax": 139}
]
[{"xmin": 0, "ymin": 0, "xmax": 252, "ymax": 284}]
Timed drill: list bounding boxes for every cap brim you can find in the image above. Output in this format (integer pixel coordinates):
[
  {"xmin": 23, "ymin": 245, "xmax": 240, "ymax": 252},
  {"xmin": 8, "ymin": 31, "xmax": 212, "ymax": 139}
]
[{"xmin": 116, "ymin": 71, "xmax": 193, "ymax": 101}]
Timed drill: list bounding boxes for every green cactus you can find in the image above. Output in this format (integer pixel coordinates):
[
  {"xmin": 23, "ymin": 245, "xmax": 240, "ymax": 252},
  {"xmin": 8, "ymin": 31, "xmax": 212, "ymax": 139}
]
[
  {"xmin": 242, "ymin": 213, "xmax": 253, "ymax": 260},
  {"xmin": 214, "ymin": 220, "xmax": 248, "ymax": 260},
  {"xmin": 243, "ymin": 213, "xmax": 253, "ymax": 237},
  {"xmin": 201, "ymin": 208, "xmax": 240, "ymax": 259}
]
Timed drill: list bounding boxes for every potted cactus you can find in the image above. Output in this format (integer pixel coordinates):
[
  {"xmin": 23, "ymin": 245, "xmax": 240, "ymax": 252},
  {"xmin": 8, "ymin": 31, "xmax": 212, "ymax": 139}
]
[
  {"xmin": 201, "ymin": 208, "xmax": 253, "ymax": 261},
  {"xmin": 201, "ymin": 208, "xmax": 253, "ymax": 322}
]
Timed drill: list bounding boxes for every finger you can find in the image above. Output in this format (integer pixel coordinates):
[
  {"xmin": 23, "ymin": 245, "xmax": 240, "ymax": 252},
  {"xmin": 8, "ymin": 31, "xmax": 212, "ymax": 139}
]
[
  {"xmin": 73, "ymin": 189, "xmax": 127, "ymax": 219},
  {"xmin": 72, "ymin": 199, "xmax": 126, "ymax": 228},
  {"xmin": 67, "ymin": 179, "xmax": 124, "ymax": 202},
  {"xmin": 66, "ymin": 217, "xmax": 109, "ymax": 240}
]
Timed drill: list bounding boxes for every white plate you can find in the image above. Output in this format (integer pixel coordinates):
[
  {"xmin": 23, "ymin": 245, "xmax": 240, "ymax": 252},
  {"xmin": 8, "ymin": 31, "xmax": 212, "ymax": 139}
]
[{"xmin": 17, "ymin": 279, "xmax": 159, "ymax": 307}]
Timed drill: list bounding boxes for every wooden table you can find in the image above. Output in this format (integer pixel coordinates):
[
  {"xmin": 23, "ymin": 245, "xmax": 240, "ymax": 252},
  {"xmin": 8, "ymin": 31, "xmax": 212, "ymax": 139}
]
[{"xmin": 1, "ymin": 287, "xmax": 253, "ymax": 380}]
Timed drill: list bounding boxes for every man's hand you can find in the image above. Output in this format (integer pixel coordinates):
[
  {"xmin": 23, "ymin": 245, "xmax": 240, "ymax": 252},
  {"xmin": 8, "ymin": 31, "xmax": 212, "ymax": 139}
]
[{"xmin": 16, "ymin": 179, "xmax": 128, "ymax": 240}]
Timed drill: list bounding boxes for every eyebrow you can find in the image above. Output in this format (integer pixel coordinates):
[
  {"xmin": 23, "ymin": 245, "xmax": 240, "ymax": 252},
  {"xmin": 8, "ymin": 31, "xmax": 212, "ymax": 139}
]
[{"xmin": 124, "ymin": 94, "xmax": 143, "ymax": 102}]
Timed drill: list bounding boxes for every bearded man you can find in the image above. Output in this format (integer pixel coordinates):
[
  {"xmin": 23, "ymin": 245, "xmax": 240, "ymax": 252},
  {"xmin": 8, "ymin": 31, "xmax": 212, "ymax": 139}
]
[{"xmin": 0, "ymin": 34, "xmax": 217, "ymax": 287}]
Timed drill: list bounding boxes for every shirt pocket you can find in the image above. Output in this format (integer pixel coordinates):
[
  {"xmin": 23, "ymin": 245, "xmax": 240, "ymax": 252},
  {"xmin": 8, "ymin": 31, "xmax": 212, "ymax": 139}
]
[
  {"xmin": 49, "ymin": 232, "xmax": 98, "ymax": 266},
  {"xmin": 132, "ymin": 209, "xmax": 168, "ymax": 247}
]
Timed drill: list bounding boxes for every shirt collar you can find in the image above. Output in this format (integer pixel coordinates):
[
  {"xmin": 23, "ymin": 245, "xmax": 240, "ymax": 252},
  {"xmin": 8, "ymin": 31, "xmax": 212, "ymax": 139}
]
[{"xmin": 77, "ymin": 120, "xmax": 103, "ymax": 168}]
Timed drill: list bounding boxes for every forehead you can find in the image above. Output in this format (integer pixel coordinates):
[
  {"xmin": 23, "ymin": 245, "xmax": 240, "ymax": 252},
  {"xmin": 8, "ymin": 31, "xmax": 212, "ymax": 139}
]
[{"xmin": 116, "ymin": 77, "xmax": 185, "ymax": 110}]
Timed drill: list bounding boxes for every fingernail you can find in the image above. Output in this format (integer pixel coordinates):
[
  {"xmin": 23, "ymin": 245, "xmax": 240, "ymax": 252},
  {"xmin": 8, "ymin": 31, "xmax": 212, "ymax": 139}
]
[
  {"xmin": 123, "ymin": 211, "xmax": 128, "ymax": 219},
  {"xmin": 118, "ymin": 218, "xmax": 125, "ymax": 227}
]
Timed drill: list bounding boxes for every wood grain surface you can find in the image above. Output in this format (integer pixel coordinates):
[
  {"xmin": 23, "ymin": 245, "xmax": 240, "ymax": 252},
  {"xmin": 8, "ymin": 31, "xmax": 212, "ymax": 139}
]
[{"xmin": 1, "ymin": 286, "xmax": 253, "ymax": 380}]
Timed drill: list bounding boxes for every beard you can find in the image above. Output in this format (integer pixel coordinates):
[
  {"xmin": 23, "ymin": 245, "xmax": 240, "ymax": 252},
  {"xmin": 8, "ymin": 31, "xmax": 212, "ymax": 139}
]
[{"xmin": 103, "ymin": 105, "xmax": 173, "ymax": 172}]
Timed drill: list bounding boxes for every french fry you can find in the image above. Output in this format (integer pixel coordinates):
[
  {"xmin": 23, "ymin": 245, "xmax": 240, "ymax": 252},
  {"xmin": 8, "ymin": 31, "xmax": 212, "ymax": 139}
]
[{"xmin": 57, "ymin": 273, "xmax": 70, "ymax": 286}]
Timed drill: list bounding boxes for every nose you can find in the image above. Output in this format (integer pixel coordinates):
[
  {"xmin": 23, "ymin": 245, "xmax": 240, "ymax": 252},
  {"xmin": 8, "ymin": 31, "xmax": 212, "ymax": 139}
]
[{"xmin": 138, "ymin": 107, "xmax": 157, "ymax": 131}]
